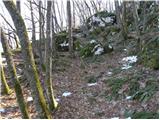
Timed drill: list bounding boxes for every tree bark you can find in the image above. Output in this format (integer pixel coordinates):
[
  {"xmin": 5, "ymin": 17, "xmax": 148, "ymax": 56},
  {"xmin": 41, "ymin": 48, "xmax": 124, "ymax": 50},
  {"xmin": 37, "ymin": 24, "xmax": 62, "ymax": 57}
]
[
  {"xmin": 16, "ymin": 0, "xmax": 21, "ymax": 13},
  {"xmin": 0, "ymin": 52, "xmax": 12, "ymax": 95},
  {"xmin": 67, "ymin": 0, "xmax": 74, "ymax": 57},
  {"xmin": 45, "ymin": 1, "xmax": 58, "ymax": 110},
  {"xmin": 132, "ymin": 1, "xmax": 141, "ymax": 50},
  {"xmin": 1, "ymin": 28, "xmax": 29, "ymax": 118},
  {"xmin": 114, "ymin": 0, "xmax": 128, "ymax": 40},
  {"xmin": 29, "ymin": 0, "xmax": 37, "ymax": 57},
  {"xmin": 3, "ymin": 1, "xmax": 51, "ymax": 118}
]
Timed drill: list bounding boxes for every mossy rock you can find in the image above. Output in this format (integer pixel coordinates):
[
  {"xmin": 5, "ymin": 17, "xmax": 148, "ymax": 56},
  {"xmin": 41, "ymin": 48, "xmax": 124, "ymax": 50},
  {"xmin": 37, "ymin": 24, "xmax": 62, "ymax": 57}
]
[
  {"xmin": 55, "ymin": 31, "xmax": 79, "ymax": 52},
  {"xmin": 86, "ymin": 11, "xmax": 116, "ymax": 29},
  {"xmin": 89, "ymin": 27, "xmax": 103, "ymax": 37},
  {"xmin": 103, "ymin": 43, "xmax": 113, "ymax": 54}
]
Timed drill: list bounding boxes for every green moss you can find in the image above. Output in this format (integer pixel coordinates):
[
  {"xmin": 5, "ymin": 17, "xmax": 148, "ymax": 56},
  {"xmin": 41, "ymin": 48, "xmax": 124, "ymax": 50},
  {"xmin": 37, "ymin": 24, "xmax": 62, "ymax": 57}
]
[
  {"xmin": 89, "ymin": 27, "xmax": 102, "ymax": 37},
  {"xmin": 79, "ymin": 42, "xmax": 95, "ymax": 58},
  {"xmin": 105, "ymin": 77, "xmax": 129, "ymax": 99},
  {"xmin": 128, "ymin": 81, "xmax": 140, "ymax": 95},
  {"xmin": 1, "ymin": 66, "xmax": 12, "ymax": 95},
  {"xmin": 85, "ymin": 75, "xmax": 97, "ymax": 83},
  {"xmin": 132, "ymin": 111, "xmax": 159, "ymax": 119},
  {"xmin": 132, "ymin": 79, "xmax": 158, "ymax": 102},
  {"xmin": 140, "ymin": 35, "xmax": 159, "ymax": 70}
]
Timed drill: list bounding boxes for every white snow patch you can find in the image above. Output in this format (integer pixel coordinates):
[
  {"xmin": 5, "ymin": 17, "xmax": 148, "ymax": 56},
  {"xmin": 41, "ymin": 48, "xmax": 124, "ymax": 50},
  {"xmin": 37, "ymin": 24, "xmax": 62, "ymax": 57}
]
[
  {"xmin": 123, "ymin": 49, "xmax": 127, "ymax": 51},
  {"xmin": 122, "ymin": 56, "xmax": 137, "ymax": 64},
  {"xmin": 126, "ymin": 117, "xmax": 131, "ymax": 119},
  {"xmin": 60, "ymin": 41, "xmax": 69, "ymax": 47},
  {"xmin": 99, "ymin": 22, "xmax": 105, "ymax": 27},
  {"xmin": 121, "ymin": 56, "xmax": 137, "ymax": 70},
  {"xmin": 121, "ymin": 64, "xmax": 132, "ymax": 70},
  {"xmin": 92, "ymin": 16, "xmax": 101, "ymax": 22},
  {"xmin": 0, "ymin": 108, "xmax": 5, "ymax": 113},
  {"xmin": 109, "ymin": 44, "xmax": 113, "ymax": 49},
  {"xmin": 56, "ymin": 98, "xmax": 60, "ymax": 102},
  {"xmin": 111, "ymin": 117, "xmax": 119, "ymax": 119},
  {"xmin": 90, "ymin": 39, "xmax": 97, "ymax": 44},
  {"xmin": 126, "ymin": 96, "xmax": 132, "ymax": 100},
  {"xmin": 62, "ymin": 91, "xmax": 72, "ymax": 97},
  {"xmin": 107, "ymin": 71, "xmax": 112, "ymax": 75},
  {"xmin": 27, "ymin": 96, "xmax": 33, "ymax": 102},
  {"xmin": 2, "ymin": 58, "xmax": 6, "ymax": 62},
  {"xmin": 17, "ymin": 75, "xmax": 21, "ymax": 78},
  {"xmin": 89, "ymin": 27, "xmax": 94, "ymax": 32},
  {"xmin": 94, "ymin": 47, "xmax": 104, "ymax": 55},
  {"xmin": 103, "ymin": 17, "xmax": 112, "ymax": 23},
  {"xmin": 87, "ymin": 83, "xmax": 97, "ymax": 86}
]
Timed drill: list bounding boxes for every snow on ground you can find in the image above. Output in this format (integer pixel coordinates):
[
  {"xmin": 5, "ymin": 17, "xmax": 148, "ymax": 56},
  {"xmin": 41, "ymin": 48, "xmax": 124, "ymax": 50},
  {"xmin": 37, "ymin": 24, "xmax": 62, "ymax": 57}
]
[
  {"xmin": 27, "ymin": 96, "xmax": 33, "ymax": 102},
  {"xmin": 91, "ymin": 16, "xmax": 113, "ymax": 27},
  {"xmin": 121, "ymin": 56, "xmax": 137, "ymax": 70},
  {"xmin": 56, "ymin": 98, "xmax": 60, "ymax": 102},
  {"xmin": 126, "ymin": 96, "xmax": 132, "ymax": 100},
  {"xmin": 87, "ymin": 83, "xmax": 97, "ymax": 86},
  {"xmin": 62, "ymin": 91, "xmax": 72, "ymax": 97},
  {"xmin": 0, "ymin": 108, "xmax": 5, "ymax": 113},
  {"xmin": 107, "ymin": 71, "xmax": 113, "ymax": 75},
  {"xmin": 123, "ymin": 49, "xmax": 127, "ymax": 51},
  {"xmin": 121, "ymin": 64, "xmax": 132, "ymax": 70},
  {"xmin": 90, "ymin": 39, "xmax": 97, "ymax": 44},
  {"xmin": 122, "ymin": 56, "xmax": 137, "ymax": 64},
  {"xmin": 60, "ymin": 41, "xmax": 69, "ymax": 47},
  {"xmin": 109, "ymin": 44, "xmax": 113, "ymax": 49},
  {"xmin": 111, "ymin": 117, "xmax": 119, "ymax": 119},
  {"xmin": 94, "ymin": 47, "xmax": 104, "ymax": 55}
]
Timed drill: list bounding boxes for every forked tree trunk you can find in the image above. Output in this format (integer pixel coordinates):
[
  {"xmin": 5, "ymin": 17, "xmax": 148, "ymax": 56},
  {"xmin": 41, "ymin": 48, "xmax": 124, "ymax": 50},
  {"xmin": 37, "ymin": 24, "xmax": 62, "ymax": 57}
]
[
  {"xmin": 0, "ymin": 52, "xmax": 12, "ymax": 95},
  {"xmin": 67, "ymin": 0, "xmax": 74, "ymax": 57},
  {"xmin": 3, "ymin": 1, "xmax": 51, "ymax": 118},
  {"xmin": 1, "ymin": 29, "xmax": 29, "ymax": 118},
  {"xmin": 45, "ymin": 1, "xmax": 58, "ymax": 110}
]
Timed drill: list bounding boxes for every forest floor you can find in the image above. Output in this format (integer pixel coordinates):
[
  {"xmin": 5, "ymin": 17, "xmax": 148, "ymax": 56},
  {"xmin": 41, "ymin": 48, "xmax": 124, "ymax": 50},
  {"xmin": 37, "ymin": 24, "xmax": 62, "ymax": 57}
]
[{"xmin": 0, "ymin": 48, "xmax": 159, "ymax": 119}]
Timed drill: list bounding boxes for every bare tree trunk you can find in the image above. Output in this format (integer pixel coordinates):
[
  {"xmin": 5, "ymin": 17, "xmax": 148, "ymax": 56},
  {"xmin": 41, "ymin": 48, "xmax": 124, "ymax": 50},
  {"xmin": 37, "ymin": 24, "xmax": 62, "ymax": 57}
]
[
  {"xmin": 52, "ymin": 0, "xmax": 61, "ymax": 32},
  {"xmin": 37, "ymin": 0, "xmax": 45, "ymax": 71},
  {"xmin": 16, "ymin": 0, "xmax": 21, "ymax": 13},
  {"xmin": 122, "ymin": 1, "xmax": 128, "ymax": 39},
  {"xmin": 29, "ymin": 0, "xmax": 37, "ymax": 56},
  {"xmin": 114, "ymin": 0, "xmax": 121, "ymax": 26},
  {"xmin": 3, "ymin": 1, "xmax": 51, "ymax": 118},
  {"xmin": 0, "ymin": 52, "xmax": 12, "ymax": 95},
  {"xmin": 45, "ymin": 1, "xmax": 58, "ymax": 110},
  {"xmin": 72, "ymin": 1, "xmax": 76, "ymax": 28},
  {"xmin": 67, "ymin": 0, "xmax": 74, "ymax": 57},
  {"xmin": 1, "ymin": 28, "xmax": 30, "ymax": 119},
  {"xmin": 52, "ymin": 12, "xmax": 57, "ymax": 57},
  {"xmin": 132, "ymin": 1, "xmax": 141, "ymax": 50}
]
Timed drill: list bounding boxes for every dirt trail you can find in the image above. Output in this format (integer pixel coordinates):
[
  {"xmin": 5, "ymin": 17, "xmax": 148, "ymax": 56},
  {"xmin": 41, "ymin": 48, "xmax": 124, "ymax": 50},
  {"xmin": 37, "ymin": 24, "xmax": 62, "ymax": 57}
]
[{"xmin": 0, "ymin": 50, "xmax": 158, "ymax": 119}]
